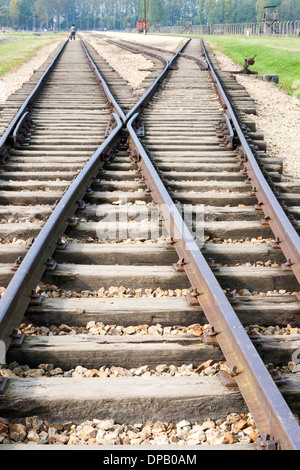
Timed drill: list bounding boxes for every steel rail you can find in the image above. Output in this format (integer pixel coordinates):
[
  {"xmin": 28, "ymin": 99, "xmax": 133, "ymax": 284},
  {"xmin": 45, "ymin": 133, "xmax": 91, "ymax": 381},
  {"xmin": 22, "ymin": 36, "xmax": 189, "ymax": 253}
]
[
  {"xmin": 99, "ymin": 36, "xmax": 175, "ymax": 124},
  {"xmin": 0, "ymin": 35, "xmax": 184, "ymax": 350},
  {"xmin": 85, "ymin": 35, "xmax": 207, "ymax": 123},
  {"xmin": 124, "ymin": 39, "xmax": 191, "ymax": 123},
  {"xmin": 1, "ymin": 34, "xmax": 299, "ymax": 449},
  {"xmin": 0, "ymin": 38, "xmax": 69, "ymax": 158},
  {"xmin": 0, "ymin": 36, "xmax": 126, "ymax": 348},
  {"xmin": 0, "ymin": 113, "xmax": 122, "ymax": 350},
  {"xmin": 127, "ymin": 100, "xmax": 300, "ymax": 449},
  {"xmin": 79, "ymin": 36, "xmax": 126, "ymax": 123},
  {"xmin": 0, "ymin": 34, "xmax": 179, "ymax": 350},
  {"xmin": 85, "ymin": 34, "xmax": 177, "ymax": 124},
  {"xmin": 112, "ymin": 37, "xmax": 208, "ymax": 70},
  {"xmin": 201, "ymin": 39, "xmax": 300, "ymax": 287},
  {"xmin": 115, "ymin": 37, "xmax": 180, "ymax": 58}
]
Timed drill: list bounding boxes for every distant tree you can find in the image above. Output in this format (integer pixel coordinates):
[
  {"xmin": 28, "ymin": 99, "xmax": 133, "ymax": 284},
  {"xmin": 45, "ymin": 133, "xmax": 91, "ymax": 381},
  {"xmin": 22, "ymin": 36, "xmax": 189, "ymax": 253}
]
[
  {"xmin": 198, "ymin": 0, "xmax": 205, "ymax": 24},
  {"xmin": 278, "ymin": 0, "xmax": 300, "ymax": 21},
  {"xmin": 235, "ymin": 0, "xmax": 256, "ymax": 23},
  {"xmin": 224, "ymin": 0, "xmax": 236, "ymax": 23},
  {"xmin": 9, "ymin": 0, "xmax": 30, "ymax": 28},
  {"xmin": 0, "ymin": 5, "xmax": 10, "ymax": 26},
  {"xmin": 148, "ymin": 0, "xmax": 164, "ymax": 25},
  {"xmin": 205, "ymin": 0, "xmax": 218, "ymax": 23},
  {"xmin": 256, "ymin": 0, "xmax": 270, "ymax": 21}
]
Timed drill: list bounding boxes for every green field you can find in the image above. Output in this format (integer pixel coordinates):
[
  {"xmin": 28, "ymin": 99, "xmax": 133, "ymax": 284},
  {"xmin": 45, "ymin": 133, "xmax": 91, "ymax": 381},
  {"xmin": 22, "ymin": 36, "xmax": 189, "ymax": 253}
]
[
  {"xmin": 0, "ymin": 33, "xmax": 66, "ymax": 76},
  {"xmin": 153, "ymin": 32, "xmax": 300, "ymax": 96},
  {"xmin": 201, "ymin": 35, "xmax": 300, "ymax": 96}
]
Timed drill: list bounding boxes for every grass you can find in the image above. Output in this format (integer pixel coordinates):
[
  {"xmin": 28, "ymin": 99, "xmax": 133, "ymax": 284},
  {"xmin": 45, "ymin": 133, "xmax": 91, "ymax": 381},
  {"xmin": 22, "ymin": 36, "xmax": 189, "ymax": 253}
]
[
  {"xmin": 200, "ymin": 35, "xmax": 300, "ymax": 96},
  {"xmin": 152, "ymin": 32, "xmax": 300, "ymax": 96},
  {"xmin": 0, "ymin": 33, "xmax": 66, "ymax": 76}
]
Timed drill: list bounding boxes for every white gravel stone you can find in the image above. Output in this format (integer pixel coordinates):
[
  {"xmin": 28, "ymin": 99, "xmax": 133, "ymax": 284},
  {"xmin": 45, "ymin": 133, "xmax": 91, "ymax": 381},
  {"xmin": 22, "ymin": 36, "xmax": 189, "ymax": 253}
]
[
  {"xmin": 91, "ymin": 31, "xmax": 186, "ymax": 52},
  {"xmin": 0, "ymin": 38, "xmax": 64, "ymax": 102},
  {"xmin": 0, "ymin": 413, "xmax": 260, "ymax": 446},
  {"xmin": 81, "ymin": 33, "xmax": 154, "ymax": 90},
  {"xmin": 210, "ymin": 45, "xmax": 300, "ymax": 181}
]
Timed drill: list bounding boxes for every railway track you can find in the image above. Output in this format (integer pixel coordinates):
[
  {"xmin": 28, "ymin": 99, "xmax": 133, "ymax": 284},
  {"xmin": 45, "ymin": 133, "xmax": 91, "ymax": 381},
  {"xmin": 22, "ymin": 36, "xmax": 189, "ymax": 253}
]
[{"xmin": 0, "ymin": 33, "xmax": 299, "ymax": 450}]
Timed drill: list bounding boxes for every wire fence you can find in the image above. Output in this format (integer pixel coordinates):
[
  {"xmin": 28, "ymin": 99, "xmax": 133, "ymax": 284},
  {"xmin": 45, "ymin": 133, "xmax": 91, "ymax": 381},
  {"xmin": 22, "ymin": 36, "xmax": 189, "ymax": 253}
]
[{"xmin": 128, "ymin": 21, "xmax": 300, "ymax": 37}]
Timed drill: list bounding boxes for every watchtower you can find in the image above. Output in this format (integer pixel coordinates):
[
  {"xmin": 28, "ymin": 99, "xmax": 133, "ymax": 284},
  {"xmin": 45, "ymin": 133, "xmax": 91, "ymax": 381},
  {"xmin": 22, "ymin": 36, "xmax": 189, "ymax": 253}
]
[
  {"xmin": 182, "ymin": 18, "xmax": 193, "ymax": 34},
  {"xmin": 262, "ymin": 5, "xmax": 279, "ymax": 34}
]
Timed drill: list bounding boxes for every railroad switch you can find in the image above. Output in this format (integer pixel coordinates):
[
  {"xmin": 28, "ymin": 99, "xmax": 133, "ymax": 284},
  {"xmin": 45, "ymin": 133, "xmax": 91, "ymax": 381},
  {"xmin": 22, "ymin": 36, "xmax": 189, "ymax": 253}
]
[{"xmin": 237, "ymin": 56, "xmax": 257, "ymax": 75}]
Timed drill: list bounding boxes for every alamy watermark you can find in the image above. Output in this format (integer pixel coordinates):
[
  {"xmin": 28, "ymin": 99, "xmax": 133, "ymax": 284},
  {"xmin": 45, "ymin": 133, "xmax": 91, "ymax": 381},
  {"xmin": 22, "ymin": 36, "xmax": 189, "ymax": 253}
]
[{"xmin": 94, "ymin": 200, "xmax": 205, "ymax": 252}]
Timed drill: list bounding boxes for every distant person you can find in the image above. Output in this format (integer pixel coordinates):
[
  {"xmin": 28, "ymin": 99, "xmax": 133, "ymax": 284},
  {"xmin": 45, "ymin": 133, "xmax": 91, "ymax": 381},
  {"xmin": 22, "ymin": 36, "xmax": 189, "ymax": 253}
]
[
  {"xmin": 2, "ymin": 28, "xmax": 5, "ymax": 34},
  {"xmin": 70, "ymin": 25, "xmax": 76, "ymax": 40}
]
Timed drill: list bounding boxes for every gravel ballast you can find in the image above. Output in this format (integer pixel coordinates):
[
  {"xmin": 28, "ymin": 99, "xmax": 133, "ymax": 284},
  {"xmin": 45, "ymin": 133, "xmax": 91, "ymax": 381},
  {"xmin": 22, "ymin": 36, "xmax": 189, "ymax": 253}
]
[
  {"xmin": 210, "ymin": 45, "xmax": 300, "ymax": 181},
  {"xmin": 0, "ymin": 38, "xmax": 64, "ymax": 102},
  {"xmin": 0, "ymin": 413, "xmax": 259, "ymax": 446}
]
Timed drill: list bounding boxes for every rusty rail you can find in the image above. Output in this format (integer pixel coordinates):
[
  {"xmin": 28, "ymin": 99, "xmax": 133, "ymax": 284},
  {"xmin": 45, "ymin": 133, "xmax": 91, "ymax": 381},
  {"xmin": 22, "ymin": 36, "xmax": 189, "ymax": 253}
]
[
  {"xmin": 126, "ymin": 44, "xmax": 300, "ymax": 449},
  {"xmin": 0, "ymin": 114, "xmax": 122, "ymax": 349},
  {"xmin": 0, "ymin": 36, "xmax": 182, "ymax": 350},
  {"xmin": 115, "ymin": 37, "xmax": 208, "ymax": 70},
  {"xmin": 0, "ymin": 38, "xmax": 69, "ymax": 160},
  {"xmin": 0, "ymin": 36, "xmax": 131, "ymax": 349},
  {"xmin": 103, "ymin": 37, "xmax": 191, "ymax": 123},
  {"xmin": 1, "ymin": 34, "xmax": 300, "ymax": 449},
  {"xmin": 79, "ymin": 36, "xmax": 126, "ymax": 123}
]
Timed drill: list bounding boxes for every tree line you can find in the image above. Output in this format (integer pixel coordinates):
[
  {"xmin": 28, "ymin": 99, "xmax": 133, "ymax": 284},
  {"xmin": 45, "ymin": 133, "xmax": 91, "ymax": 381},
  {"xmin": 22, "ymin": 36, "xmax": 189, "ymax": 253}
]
[
  {"xmin": 0, "ymin": 0, "xmax": 299, "ymax": 31},
  {"xmin": 199, "ymin": 0, "xmax": 300, "ymax": 24}
]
